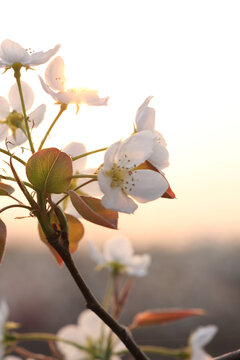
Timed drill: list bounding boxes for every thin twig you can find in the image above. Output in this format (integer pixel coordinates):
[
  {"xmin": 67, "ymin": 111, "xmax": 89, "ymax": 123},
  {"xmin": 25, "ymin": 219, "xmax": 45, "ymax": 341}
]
[{"xmin": 214, "ymin": 349, "xmax": 240, "ymax": 360}]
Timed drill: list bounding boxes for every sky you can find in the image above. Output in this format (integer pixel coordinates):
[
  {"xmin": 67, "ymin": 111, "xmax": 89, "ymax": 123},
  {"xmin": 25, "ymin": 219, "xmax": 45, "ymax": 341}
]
[{"xmin": 1, "ymin": 0, "xmax": 240, "ymax": 249}]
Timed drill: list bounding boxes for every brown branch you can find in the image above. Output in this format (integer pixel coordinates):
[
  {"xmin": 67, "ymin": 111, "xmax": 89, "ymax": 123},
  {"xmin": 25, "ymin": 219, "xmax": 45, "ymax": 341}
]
[
  {"xmin": 215, "ymin": 350, "xmax": 240, "ymax": 360},
  {"xmin": 48, "ymin": 234, "xmax": 150, "ymax": 360},
  {"xmin": 14, "ymin": 346, "xmax": 56, "ymax": 360}
]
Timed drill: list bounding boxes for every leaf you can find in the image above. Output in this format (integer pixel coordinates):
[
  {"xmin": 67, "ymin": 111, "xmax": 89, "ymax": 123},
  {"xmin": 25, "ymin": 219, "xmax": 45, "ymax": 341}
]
[
  {"xmin": 69, "ymin": 191, "xmax": 118, "ymax": 229},
  {"xmin": 26, "ymin": 148, "xmax": 73, "ymax": 194},
  {"xmin": 0, "ymin": 218, "xmax": 7, "ymax": 263},
  {"xmin": 0, "ymin": 182, "xmax": 15, "ymax": 196},
  {"xmin": 38, "ymin": 213, "xmax": 84, "ymax": 265},
  {"xmin": 131, "ymin": 308, "xmax": 205, "ymax": 328}
]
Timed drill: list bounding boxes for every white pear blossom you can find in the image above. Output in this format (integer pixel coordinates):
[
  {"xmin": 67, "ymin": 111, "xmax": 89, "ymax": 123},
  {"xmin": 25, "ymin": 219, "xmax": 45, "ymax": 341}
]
[
  {"xmin": 189, "ymin": 325, "xmax": 218, "ymax": 360},
  {"xmin": 0, "ymin": 300, "xmax": 9, "ymax": 359},
  {"xmin": 98, "ymin": 130, "xmax": 169, "ymax": 213},
  {"xmin": 39, "ymin": 56, "xmax": 108, "ymax": 107},
  {"xmin": 0, "ymin": 39, "xmax": 60, "ymax": 69},
  {"xmin": 0, "ymin": 81, "xmax": 46, "ymax": 148},
  {"xmin": 57, "ymin": 309, "xmax": 124, "ymax": 360},
  {"xmin": 135, "ymin": 97, "xmax": 169, "ymax": 171},
  {"xmin": 52, "ymin": 142, "xmax": 102, "ymax": 217},
  {"xmin": 89, "ymin": 236, "xmax": 151, "ymax": 276}
]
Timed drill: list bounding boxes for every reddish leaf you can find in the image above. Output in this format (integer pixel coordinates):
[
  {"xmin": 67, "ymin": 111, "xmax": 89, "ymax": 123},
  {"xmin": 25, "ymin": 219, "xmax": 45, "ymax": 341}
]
[
  {"xmin": 38, "ymin": 213, "xmax": 84, "ymax": 265},
  {"xmin": 69, "ymin": 191, "xmax": 118, "ymax": 229},
  {"xmin": 0, "ymin": 218, "xmax": 7, "ymax": 263},
  {"xmin": 162, "ymin": 185, "xmax": 175, "ymax": 199},
  {"xmin": 131, "ymin": 308, "xmax": 205, "ymax": 328},
  {"xmin": 26, "ymin": 148, "xmax": 73, "ymax": 194},
  {"xmin": 0, "ymin": 182, "xmax": 15, "ymax": 196}
]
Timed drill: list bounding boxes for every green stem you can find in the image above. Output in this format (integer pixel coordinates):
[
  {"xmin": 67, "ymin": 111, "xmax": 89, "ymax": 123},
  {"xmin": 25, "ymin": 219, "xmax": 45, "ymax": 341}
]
[
  {"xmin": 38, "ymin": 104, "xmax": 67, "ymax": 150},
  {"xmin": 0, "ymin": 176, "xmax": 36, "ymax": 190},
  {"xmin": 8, "ymin": 332, "xmax": 95, "ymax": 355},
  {"xmin": 0, "ymin": 148, "xmax": 26, "ymax": 165},
  {"xmin": 0, "ymin": 204, "xmax": 32, "ymax": 214},
  {"xmin": 116, "ymin": 346, "xmax": 187, "ymax": 358},
  {"xmin": 14, "ymin": 67, "xmax": 35, "ymax": 154},
  {"xmin": 72, "ymin": 147, "xmax": 107, "ymax": 161},
  {"xmin": 72, "ymin": 174, "xmax": 97, "ymax": 179}
]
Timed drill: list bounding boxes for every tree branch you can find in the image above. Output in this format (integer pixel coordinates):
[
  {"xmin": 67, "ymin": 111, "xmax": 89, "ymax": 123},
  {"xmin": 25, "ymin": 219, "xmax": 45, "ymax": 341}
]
[{"xmin": 215, "ymin": 350, "xmax": 240, "ymax": 360}]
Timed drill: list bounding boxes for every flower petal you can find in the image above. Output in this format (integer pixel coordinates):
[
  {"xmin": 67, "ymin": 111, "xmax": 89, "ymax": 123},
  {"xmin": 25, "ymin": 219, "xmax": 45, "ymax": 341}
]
[
  {"xmin": 88, "ymin": 241, "xmax": 106, "ymax": 265},
  {"xmin": 64, "ymin": 142, "xmax": 87, "ymax": 174},
  {"xmin": 0, "ymin": 124, "xmax": 9, "ymax": 141},
  {"xmin": 190, "ymin": 325, "xmax": 218, "ymax": 349},
  {"xmin": 0, "ymin": 97, "xmax": 10, "ymax": 119},
  {"xmin": 148, "ymin": 142, "xmax": 169, "ymax": 171},
  {"xmin": 191, "ymin": 348, "xmax": 213, "ymax": 360},
  {"xmin": 8, "ymin": 81, "xmax": 34, "ymax": 112},
  {"xmin": 7, "ymin": 128, "xmax": 27, "ymax": 148},
  {"xmin": 103, "ymin": 236, "xmax": 133, "ymax": 263},
  {"xmin": 28, "ymin": 44, "xmax": 61, "ymax": 65},
  {"xmin": 78, "ymin": 89, "xmax": 109, "ymax": 106},
  {"xmin": 45, "ymin": 56, "xmax": 66, "ymax": 91},
  {"xmin": 0, "ymin": 39, "xmax": 29, "ymax": 65},
  {"xmin": 57, "ymin": 324, "xmax": 85, "ymax": 360},
  {"xmin": 39, "ymin": 75, "xmax": 58, "ymax": 100},
  {"xmin": 136, "ymin": 106, "xmax": 155, "ymax": 131},
  {"xmin": 103, "ymin": 141, "xmax": 122, "ymax": 171},
  {"xmin": 128, "ymin": 254, "xmax": 151, "ymax": 277},
  {"xmin": 126, "ymin": 169, "xmax": 168, "ymax": 202},
  {"xmin": 78, "ymin": 309, "xmax": 104, "ymax": 341},
  {"xmin": 28, "ymin": 104, "xmax": 46, "ymax": 128},
  {"xmin": 117, "ymin": 131, "xmax": 156, "ymax": 169}
]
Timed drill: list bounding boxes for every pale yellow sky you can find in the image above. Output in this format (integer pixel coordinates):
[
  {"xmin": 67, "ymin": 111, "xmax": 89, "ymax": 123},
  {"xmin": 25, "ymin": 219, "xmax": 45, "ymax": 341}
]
[{"xmin": 1, "ymin": 0, "xmax": 240, "ymax": 248}]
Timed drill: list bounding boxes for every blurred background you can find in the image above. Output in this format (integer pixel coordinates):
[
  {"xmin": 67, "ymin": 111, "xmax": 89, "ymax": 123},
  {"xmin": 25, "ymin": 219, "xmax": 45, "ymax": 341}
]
[{"xmin": 0, "ymin": 0, "xmax": 240, "ymax": 357}]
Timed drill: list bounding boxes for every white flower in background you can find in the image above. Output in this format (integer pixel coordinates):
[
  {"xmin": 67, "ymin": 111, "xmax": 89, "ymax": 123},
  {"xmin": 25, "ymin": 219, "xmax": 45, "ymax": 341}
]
[
  {"xmin": 135, "ymin": 96, "xmax": 169, "ymax": 171},
  {"xmin": 0, "ymin": 300, "xmax": 9, "ymax": 359},
  {"xmin": 0, "ymin": 81, "xmax": 46, "ymax": 148},
  {"xmin": 57, "ymin": 309, "xmax": 123, "ymax": 360},
  {"xmin": 0, "ymin": 39, "xmax": 60, "ymax": 69},
  {"xmin": 189, "ymin": 325, "xmax": 218, "ymax": 360},
  {"xmin": 98, "ymin": 130, "xmax": 169, "ymax": 213},
  {"xmin": 39, "ymin": 56, "xmax": 109, "ymax": 107},
  {"xmin": 89, "ymin": 236, "xmax": 151, "ymax": 276},
  {"xmin": 52, "ymin": 142, "xmax": 102, "ymax": 217}
]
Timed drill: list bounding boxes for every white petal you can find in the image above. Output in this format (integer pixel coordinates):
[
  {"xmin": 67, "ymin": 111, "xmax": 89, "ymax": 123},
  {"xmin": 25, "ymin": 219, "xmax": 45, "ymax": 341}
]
[
  {"xmin": 78, "ymin": 89, "xmax": 108, "ymax": 106},
  {"xmin": 8, "ymin": 81, "xmax": 34, "ymax": 112},
  {"xmin": 190, "ymin": 325, "xmax": 218, "ymax": 349},
  {"xmin": 78, "ymin": 310, "xmax": 103, "ymax": 341},
  {"xmin": 63, "ymin": 142, "xmax": 87, "ymax": 174},
  {"xmin": 39, "ymin": 75, "xmax": 58, "ymax": 100},
  {"xmin": 155, "ymin": 130, "xmax": 167, "ymax": 147},
  {"xmin": 135, "ymin": 106, "xmax": 155, "ymax": 131},
  {"xmin": 126, "ymin": 169, "xmax": 168, "ymax": 202},
  {"xmin": 88, "ymin": 241, "xmax": 106, "ymax": 265},
  {"xmin": 0, "ymin": 97, "xmax": 10, "ymax": 119},
  {"xmin": 7, "ymin": 128, "xmax": 27, "ymax": 149},
  {"xmin": 28, "ymin": 104, "xmax": 46, "ymax": 128},
  {"xmin": 57, "ymin": 324, "xmax": 85, "ymax": 360},
  {"xmin": 128, "ymin": 254, "xmax": 151, "ymax": 277},
  {"xmin": 148, "ymin": 142, "xmax": 169, "ymax": 171},
  {"xmin": 117, "ymin": 131, "xmax": 156, "ymax": 169},
  {"xmin": 0, "ymin": 300, "xmax": 9, "ymax": 334},
  {"xmin": 103, "ymin": 141, "xmax": 121, "ymax": 171},
  {"xmin": 45, "ymin": 56, "xmax": 66, "ymax": 91},
  {"xmin": 191, "ymin": 348, "xmax": 213, "ymax": 360},
  {"xmin": 0, "ymin": 124, "xmax": 9, "ymax": 141},
  {"xmin": 28, "ymin": 44, "xmax": 61, "ymax": 65},
  {"xmin": 103, "ymin": 236, "xmax": 133, "ymax": 263},
  {"xmin": 0, "ymin": 39, "xmax": 29, "ymax": 65},
  {"xmin": 54, "ymin": 90, "xmax": 78, "ymax": 104}
]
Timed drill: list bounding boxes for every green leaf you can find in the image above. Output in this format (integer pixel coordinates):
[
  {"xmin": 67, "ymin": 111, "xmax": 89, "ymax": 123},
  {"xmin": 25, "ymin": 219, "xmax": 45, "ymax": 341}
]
[
  {"xmin": 0, "ymin": 218, "xmax": 7, "ymax": 263},
  {"xmin": 0, "ymin": 182, "xmax": 15, "ymax": 196},
  {"xmin": 38, "ymin": 213, "xmax": 84, "ymax": 265},
  {"xmin": 69, "ymin": 191, "xmax": 118, "ymax": 229},
  {"xmin": 26, "ymin": 148, "xmax": 73, "ymax": 194}
]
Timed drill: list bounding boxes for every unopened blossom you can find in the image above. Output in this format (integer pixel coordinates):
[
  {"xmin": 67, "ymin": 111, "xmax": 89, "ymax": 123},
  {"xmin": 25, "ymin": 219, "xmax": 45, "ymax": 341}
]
[
  {"xmin": 98, "ymin": 130, "xmax": 169, "ymax": 213},
  {"xmin": 52, "ymin": 142, "xmax": 102, "ymax": 217},
  {"xmin": 189, "ymin": 325, "xmax": 218, "ymax": 360},
  {"xmin": 57, "ymin": 309, "xmax": 124, "ymax": 360},
  {"xmin": 0, "ymin": 300, "xmax": 9, "ymax": 359},
  {"xmin": 89, "ymin": 236, "xmax": 151, "ymax": 276},
  {"xmin": 39, "ymin": 56, "xmax": 108, "ymax": 107},
  {"xmin": 0, "ymin": 81, "xmax": 46, "ymax": 148},
  {"xmin": 135, "ymin": 96, "xmax": 169, "ymax": 171},
  {"xmin": 0, "ymin": 39, "xmax": 60, "ymax": 69}
]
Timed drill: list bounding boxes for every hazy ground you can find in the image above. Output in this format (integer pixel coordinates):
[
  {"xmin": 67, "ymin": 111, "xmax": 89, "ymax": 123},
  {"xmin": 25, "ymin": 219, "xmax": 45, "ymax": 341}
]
[{"xmin": 1, "ymin": 240, "xmax": 240, "ymax": 358}]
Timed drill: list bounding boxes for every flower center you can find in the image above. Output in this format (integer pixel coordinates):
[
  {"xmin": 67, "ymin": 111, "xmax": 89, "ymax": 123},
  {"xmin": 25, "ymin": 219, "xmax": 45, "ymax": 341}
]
[
  {"xmin": 6, "ymin": 111, "xmax": 25, "ymax": 139},
  {"xmin": 106, "ymin": 162, "xmax": 137, "ymax": 193}
]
